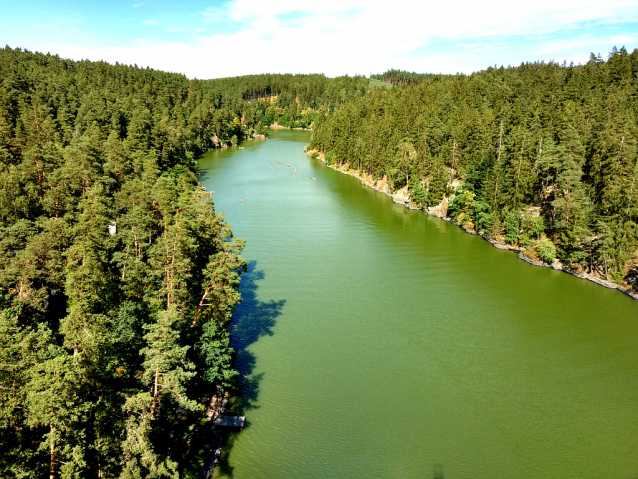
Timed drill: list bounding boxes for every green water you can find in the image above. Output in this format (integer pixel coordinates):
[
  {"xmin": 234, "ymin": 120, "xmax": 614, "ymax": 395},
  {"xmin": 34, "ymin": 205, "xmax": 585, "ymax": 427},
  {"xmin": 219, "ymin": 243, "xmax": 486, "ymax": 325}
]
[{"xmin": 198, "ymin": 129, "xmax": 638, "ymax": 479}]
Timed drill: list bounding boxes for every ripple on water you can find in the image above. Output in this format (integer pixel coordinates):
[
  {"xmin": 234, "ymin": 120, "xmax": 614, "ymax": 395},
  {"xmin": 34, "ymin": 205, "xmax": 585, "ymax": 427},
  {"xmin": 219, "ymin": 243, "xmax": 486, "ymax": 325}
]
[{"xmin": 205, "ymin": 130, "xmax": 638, "ymax": 479}]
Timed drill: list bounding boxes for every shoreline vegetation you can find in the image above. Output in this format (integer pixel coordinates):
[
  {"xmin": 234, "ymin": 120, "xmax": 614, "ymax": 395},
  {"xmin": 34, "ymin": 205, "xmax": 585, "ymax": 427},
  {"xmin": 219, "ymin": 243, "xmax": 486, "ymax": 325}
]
[
  {"xmin": 309, "ymin": 51, "xmax": 638, "ymax": 301},
  {"xmin": 305, "ymin": 146, "xmax": 638, "ymax": 300},
  {"xmin": 2, "ymin": 43, "xmax": 638, "ymax": 477}
]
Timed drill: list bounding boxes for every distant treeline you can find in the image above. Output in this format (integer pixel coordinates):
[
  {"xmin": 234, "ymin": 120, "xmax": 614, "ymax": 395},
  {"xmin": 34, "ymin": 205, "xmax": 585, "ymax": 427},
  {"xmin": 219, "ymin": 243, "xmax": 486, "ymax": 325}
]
[
  {"xmin": 214, "ymin": 73, "xmax": 370, "ymax": 128},
  {"xmin": 370, "ymin": 69, "xmax": 440, "ymax": 86},
  {"xmin": 312, "ymin": 48, "xmax": 638, "ymax": 284}
]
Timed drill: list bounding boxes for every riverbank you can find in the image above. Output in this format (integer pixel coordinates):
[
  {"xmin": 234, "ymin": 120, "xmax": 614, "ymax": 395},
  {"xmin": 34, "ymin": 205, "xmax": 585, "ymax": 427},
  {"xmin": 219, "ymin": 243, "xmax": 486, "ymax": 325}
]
[
  {"xmin": 305, "ymin": 147, "xmax": 638, "ymax": 300},
  {"xmin": 269, "ymin": 123, "xmax": 312, "ymax": 131}
]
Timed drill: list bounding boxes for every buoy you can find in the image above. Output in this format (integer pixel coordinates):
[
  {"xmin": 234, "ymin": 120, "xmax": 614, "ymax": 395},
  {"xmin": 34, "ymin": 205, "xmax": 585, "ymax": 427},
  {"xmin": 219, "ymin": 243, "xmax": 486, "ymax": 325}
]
[
  {"xmin": 275, "ymin": 174, "xmax": 277, "ymax": 176},
  {"xmin": 312, "ymin": 178, "xmax": 316, "ymax": 181},
  {"xmin": 271, "ymin": 162, "xmax": 274, "ymax": 165},
  {"xmin": 241, "ymin": 199, "xmax": 243, "ymax": 203}
]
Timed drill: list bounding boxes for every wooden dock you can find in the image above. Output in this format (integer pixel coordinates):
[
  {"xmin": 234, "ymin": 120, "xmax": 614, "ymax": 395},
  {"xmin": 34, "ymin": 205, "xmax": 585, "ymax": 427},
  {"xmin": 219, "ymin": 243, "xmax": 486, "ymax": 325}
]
[{"xmin": 213, "ymin": 415, "xmax": 245, "ymax": 429}]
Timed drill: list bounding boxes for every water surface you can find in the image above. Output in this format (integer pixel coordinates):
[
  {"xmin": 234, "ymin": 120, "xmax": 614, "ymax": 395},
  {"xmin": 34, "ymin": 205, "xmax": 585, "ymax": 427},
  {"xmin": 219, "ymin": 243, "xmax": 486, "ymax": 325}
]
[{"xmin": 197, "ymin": 129, "xmax": 638, "ymax": 479}]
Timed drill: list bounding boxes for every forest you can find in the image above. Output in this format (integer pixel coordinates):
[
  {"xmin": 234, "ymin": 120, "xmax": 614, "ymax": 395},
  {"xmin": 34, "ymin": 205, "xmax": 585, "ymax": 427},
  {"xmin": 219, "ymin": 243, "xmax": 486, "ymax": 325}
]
[
  {"xmin": 0, "ymin": 47, "xmax": 280, "ymax": 478},
  {"xmin": 2, "ymin": 42, "xmax": 638, "ymax": 477},
  {"xmin": 0, "ymin": 45, "xmax": 384, "ymax": 478},
  {"xmin": 311, "ymin": 48, "xmax": 638, "ymax": 287}
]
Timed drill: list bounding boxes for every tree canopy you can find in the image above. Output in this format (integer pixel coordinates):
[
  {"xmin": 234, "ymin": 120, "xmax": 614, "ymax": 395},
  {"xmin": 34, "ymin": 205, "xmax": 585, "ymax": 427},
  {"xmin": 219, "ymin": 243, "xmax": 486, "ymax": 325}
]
[{"xmin": 0, "ymin": 46, "xmax": 250, "ymax": 478}]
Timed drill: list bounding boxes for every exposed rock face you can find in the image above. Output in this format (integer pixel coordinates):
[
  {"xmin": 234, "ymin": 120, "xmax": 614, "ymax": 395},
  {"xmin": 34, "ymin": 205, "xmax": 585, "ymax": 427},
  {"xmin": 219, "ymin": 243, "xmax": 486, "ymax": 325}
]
[
  {"xmin": 518, "ymin": 252, "xmax": 551, "ymax": 267},
  {"xmin": 427, "ymin": 197, "xmax": 448, "ymax": 218},
  {"xmin": 392, "ymin": 186, "xmax": 410, "ymax": 205}
]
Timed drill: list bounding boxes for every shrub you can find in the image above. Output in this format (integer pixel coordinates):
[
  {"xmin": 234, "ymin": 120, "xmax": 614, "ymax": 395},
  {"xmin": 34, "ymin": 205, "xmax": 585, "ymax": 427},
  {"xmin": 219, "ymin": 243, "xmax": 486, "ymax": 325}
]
[
  {"xmin": 325, "ymin": 151, "xmax": 334, "ymax": 164},
  {"xmin": 536, "ymin": 238, "xmax": 557, "ymax": 263},
  {"xmin": 518, "ymin": 233, "xmax": 532, "ymax": 248},
  {"xmin": 505, "ymin": 212, "xmax": 519, "ymax": 244},
  {"xmin": 448, "ymin": 193, "xmax": 465, "ymax": 221},
  {"xmin": 410, "ymin": 185, "xmax": 427, "ymax": 206},
  {"xmin": 473, "ymin": 201, "xmax": 493, "ymax": 231}
]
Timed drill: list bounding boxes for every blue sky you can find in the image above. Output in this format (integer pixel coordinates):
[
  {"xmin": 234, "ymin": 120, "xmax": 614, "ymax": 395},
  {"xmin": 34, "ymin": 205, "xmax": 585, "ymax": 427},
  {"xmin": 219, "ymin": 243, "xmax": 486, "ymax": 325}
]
[{"xmin": 1, "ymin": 0, "xmax": 637, "ymax": 78}]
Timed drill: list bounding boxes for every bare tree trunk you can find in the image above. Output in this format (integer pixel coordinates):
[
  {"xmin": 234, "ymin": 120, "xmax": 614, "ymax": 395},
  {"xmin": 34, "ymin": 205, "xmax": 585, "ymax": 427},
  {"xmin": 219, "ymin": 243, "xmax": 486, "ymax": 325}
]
[
  {"xmin": 151, "ymin": 365, "xmax": 159, "ymax": 416},
  {"xmin": 50, "ymin": 424, "xmax": 55, "ymax": 479}
]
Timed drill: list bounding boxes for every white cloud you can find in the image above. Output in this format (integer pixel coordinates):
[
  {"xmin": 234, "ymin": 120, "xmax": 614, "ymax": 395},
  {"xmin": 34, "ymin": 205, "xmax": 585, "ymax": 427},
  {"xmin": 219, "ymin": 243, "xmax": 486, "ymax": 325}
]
[
  {"xmin": 43, "ymin": 0, "xmax": 638, "ymax": 78},
  {"xmin": 142, "ymin": 19, "xmax": 158, "ymax": 26},
  {"xmin": 533, "ymin": 34, "xmax": 637, "ymax": 54}
]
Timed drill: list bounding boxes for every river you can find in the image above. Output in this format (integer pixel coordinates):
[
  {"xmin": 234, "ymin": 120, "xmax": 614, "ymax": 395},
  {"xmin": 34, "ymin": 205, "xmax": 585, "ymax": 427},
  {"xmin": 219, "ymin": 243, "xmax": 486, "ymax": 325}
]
[{"xmin": 196, "ymin": 129, "xmax": 638, "ymax": 479}]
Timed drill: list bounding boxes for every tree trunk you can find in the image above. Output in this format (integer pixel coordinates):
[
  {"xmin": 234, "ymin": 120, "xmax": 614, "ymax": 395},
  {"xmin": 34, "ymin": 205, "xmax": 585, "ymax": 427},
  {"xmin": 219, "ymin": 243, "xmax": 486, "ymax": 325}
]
[
  {"xmin": 151, "ymin": 365, "xmax": 160, "ymax": 416},
  {"xmin": 50, "ymin": 424, "xmax": 55, "ymax": 479}
]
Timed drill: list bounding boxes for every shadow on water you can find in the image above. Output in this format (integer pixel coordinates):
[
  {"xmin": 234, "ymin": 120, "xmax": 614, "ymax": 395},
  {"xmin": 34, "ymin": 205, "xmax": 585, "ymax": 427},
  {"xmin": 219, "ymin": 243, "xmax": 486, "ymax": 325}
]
[
  {"xmin": 432, "ymin": 464, "xmax": 445, "ymax": 479},
  {"xmin": 215, "ymin": 260, "xmax": 285, "ymax": 477},
  {"xmin": 231, "ymin": 260, "xmax": 286, "ymax": 412}
]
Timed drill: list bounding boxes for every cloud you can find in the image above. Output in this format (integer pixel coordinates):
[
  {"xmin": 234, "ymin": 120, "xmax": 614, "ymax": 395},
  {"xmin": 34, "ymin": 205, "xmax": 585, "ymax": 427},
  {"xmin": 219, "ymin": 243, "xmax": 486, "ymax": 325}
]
[
  {"xmin": 532, "ymin": 34, "xmax": 637, "ymax": 54},
  {"xmin": 142, "ymin": 19, "xmax": 158, "ymax": 26},
  {"xmin": 166, "ymin": 27, "xmax": 185, "ymax": 33},
  {"xmin": 40, "ymin": 0, "xmax": 638, "ymax": 78},
  {"xmin": 132, "ymin": 2, "xmax": 146, "ymax": 7}
]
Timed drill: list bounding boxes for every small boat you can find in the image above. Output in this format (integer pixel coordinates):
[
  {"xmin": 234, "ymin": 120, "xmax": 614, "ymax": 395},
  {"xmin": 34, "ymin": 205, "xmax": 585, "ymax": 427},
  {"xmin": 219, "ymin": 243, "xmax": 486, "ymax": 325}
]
[{"xmin": 312, "ymin": 178, "xmax": 316, "ymax": 181}]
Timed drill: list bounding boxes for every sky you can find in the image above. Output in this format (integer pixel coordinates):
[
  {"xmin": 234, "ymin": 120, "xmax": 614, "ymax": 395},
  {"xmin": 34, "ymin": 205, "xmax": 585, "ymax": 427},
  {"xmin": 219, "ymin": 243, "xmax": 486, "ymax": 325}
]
[{"xmin": 1, "ymin": 0, "xmax": 637, "ymax": 79}]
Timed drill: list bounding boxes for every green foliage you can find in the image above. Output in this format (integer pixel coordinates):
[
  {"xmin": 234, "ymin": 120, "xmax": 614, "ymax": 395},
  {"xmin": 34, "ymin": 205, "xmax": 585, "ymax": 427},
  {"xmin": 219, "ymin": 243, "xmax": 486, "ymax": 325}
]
[
  {"xmin": 324, "ymin": 150, "xmax": 334, "ymax": 165},
  {"xmin": 536, "ymin": 238, "xmax": 557, "ymax": 264},
  {"xmin": 473, "ymin": 201, "xmax": 494, "ymax": 231},
  {"xmin": 556, "ymin": 228, "xmax": 588, "ymax": 266},
  {"xmin": 410, "ymin": 185, "xmax": 427, "ymax": 206},
  {"xmin": 0, "ymin": 47, "xmax": 248, "ymax": 476},
  {"xmin": 505, "ymin": 213, "xmax": 519, "ymax": 244},
  {"xmin": 522, "ymin": 215, "xmax": 545, "ymax": 240}
]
